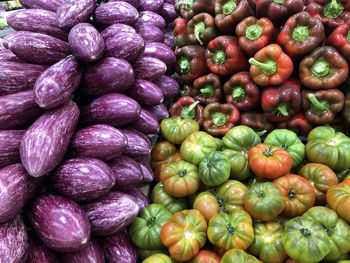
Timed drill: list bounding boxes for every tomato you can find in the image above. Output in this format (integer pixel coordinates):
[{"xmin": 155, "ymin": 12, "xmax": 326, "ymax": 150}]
[
  {"xmin": 160, "ymin": 209, "xmax": 207, "ymax": 262},
  {"xmin": 215, "ymin": 138, "xmax": 225, "ymax": 151},
  {"xmin": 299, "ymin": 163, "xmax": 338, "ymax": 203},
  {"xmin": 220, "ymin": 249, "xmax": 261, "ymax": 263},
  {"xmin": 142, "ymin": 253, "xmax": 172, "ymax": 263},
  {"xmin": 160, "ymin": 160, "xmax": 199, "ymax": 198},
  {"xmin": 273, "ymin": 174, "xmax": 316, "ymax": 217},
  {"xmin": 327, "ymin": 179, "xmax": 350, "ymax": 223},
  {"xmin": 161, "ymin": 117, "xmax": 200, "ymax": 145},
  {"xmin": 207, "ymin": 209, "xmax": 254, "ymax": 251},
  {"xmin": 138, "ymin": 249, "xmax": 168, "ymax": 260},
  {"xmin": 248, "ymin": 143, "xmax": 292, "ymax": 180},
  {"xmin": 190, "ymin": 250, "xmax": 220, "ymax": 263},
  {"xmin": 244, "ymin": 182, "xmax": 285, "ymax": 221},
  {"xmin": 193, "ymin": 192, "xmax": 220, "ymax": 222}
]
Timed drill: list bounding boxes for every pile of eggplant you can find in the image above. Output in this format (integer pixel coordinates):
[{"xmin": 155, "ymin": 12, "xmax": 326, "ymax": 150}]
[{"xmin": 0, "ymin": 0, "xmax": 178, "ymax": 262}]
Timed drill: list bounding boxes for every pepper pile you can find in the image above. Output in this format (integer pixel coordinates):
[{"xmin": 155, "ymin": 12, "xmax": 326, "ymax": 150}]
[{"xmin": 171, "ymin": 0, "xmax": 350, "ymax": 135}]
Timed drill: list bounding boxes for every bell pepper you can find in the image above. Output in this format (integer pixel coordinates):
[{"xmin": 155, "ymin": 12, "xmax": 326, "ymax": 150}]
[
  {"xmin": 255, "ymin": 0, "xmax": 304, "ymax": 26},
  {"xmin": 160, "ymin": 117, "xmax": 200, "ymax": 144},
  {"xmin": 175, "ymin": 0, "xmax": 215, "ymax": 21},
  {"xmin": 302, "ymin": 89, "xmax": 345, "ymax": 124},
  {"xmin": 186, "ymin": 13, "xmax": 217, "ymax": 45},
  {"xmin": 277, "ymin": 12, "xmax": 326, "ymax": 59},
  {"xmin": 223, "ymin": 72, "xmax": 260, "ymax": 111},
  {"xmin": 240, "ymin": 111, "xmax": 275, "ymax": 133},
  {"xmin": 206, "ymin": 36, "xmax": 249, "ymax": 75},
  {"xmin": 344, "ymin": 90, "xmax": 350, "ymax": 126},
  {"xmin": 179, "ymin": 84, "xmax": 193, "ymax": 97},
  {"xmin": 192, "ymin": 73, "xmax": 223, "ymax": 104},
  {"xmin": 214, "ymin": 0, "xmax": 254, "ymax": 34},
  {"xmin": 176, "ymin": 45, "xmax": 209, "ymax": 83},
  {"xmin": 261, "ymin": 79, "xmax": 302, "ymax": 122},
  {"xmin": 202, "ymin": 102, "xmax": 240, "ymax": 136},
  {"xmin": 326, "ymin": 23, "xmax": 350, "ymax": 63},
  {"xmin": 305, "ymin": 0, "xmax": 350, "ymax": 32},
  {"xmin": 169, "ymin": 96, "xmax": 204, "ymax": 124},
  {"xmin": 174, "ymin": 17, "xmax": 195, "ymax": 47},
  {"xmin": 248, "ymin": 44, "xmax": 294, "ymax": 86},
  {"xmin": 276, "ymin": 112, "xmax": 314, "ymax": 136},
  {"xmin": 235, "ymin": 16, "xmax": 276, "ymax": 56}
]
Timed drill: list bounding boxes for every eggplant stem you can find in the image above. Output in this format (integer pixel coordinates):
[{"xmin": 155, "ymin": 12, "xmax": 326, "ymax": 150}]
[{"xmin": 249, "ymin": 58, "xmax": 277, "ymax": 75}]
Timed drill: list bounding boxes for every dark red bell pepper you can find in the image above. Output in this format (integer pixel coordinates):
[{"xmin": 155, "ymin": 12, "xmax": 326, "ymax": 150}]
[
  {"xmin": 186, "ymin": 13, "xmax": 217, "ymax": 45},
  {"xmin": 326, "ymin": 22, "xmax": 350, "ymax": 63},
  {"xmin": 169, "ymin": 96, "xmax": 204, "ymax": 124},
  {"xmin": 175, "ymin": 0, "xmax": 215, "ymax": 21},
  {"xmin": 179, "ymin": 84, "xmax": 193, "ymax": 96},
  {"xmin": 240, "ymin": 111, "xmax": 275, "ymax": 133},
  {"xmin": 206, "ymin": 36, "xmax": 249, "ymax": 75},
  {"xmin": 223, "ymin": 71, "xmax": 260, "ymax": 111},
  {"xmin": 276, "ymin": 112, "xmax": 314, "ymax": 136},
  {"xmin": 192, "ymin": 73, "xmax": 223, "ymax": 104},
  {"xmin": 174, "ymin": 17, "xmax": 195, "ymax": 47}
]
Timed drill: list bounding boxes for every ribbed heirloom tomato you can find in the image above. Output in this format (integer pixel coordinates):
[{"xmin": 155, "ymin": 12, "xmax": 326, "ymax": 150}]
[
  {"xmin": 190, "ymin": 250, "xmax": 220, "ymax": 263},
  {"xmin": 327, "ymin": 179, "xmax": 350, "ymax": 223}
]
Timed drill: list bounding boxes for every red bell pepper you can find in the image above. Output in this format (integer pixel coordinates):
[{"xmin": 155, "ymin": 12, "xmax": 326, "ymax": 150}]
[
  {"xmin": 179, "ymin": 84, "xmax": 193, "ymax": 97},
  {"xmin": 175, "ymin": 0, "xmax": 215, "ymax": 21},
  {"xmin": 174, "ymin": 17, "xmax": 195, "ymax": 47},
  {"xmin": 326, "ymin": 22, "xmax": 350, "ymax": 63},
  {"xmin": 169, "ymin": 96, "xmax": 204, "ymax": 124},
  {"xmin": 186, "ymin": 13, "xmax": 217, "ymax": 45},
  {"xmin": 276, "ymin": 112, "xmax": 314, "ymax": 136},
  {"xmin": 241, "ymin": 111, "xmax": 275, "ymax": 133},
  {"xmin": 192, "ymin": 73, "xmax": 223, "ymax": 104}
]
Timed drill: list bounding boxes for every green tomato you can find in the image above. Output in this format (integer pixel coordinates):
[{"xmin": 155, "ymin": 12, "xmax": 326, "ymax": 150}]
[
  {"xmin": 264, "ymin": 129, "xmax": 305, "ymax": 168},
  {"xmin": 216, "ymin": 180, "xmax": 249, "ymax": 212},
  {"xmin": 142, "ymin": 253, "xmax": 172, "ymax": 263},
  {"xmin": 282, "ymin": 217, "xmax": 330, "ymax": 263},
  {"xmin": 220, "ymin": 249, "xmax": 261, "ymax": 263},
  {"xmin": 180, "ymin": 131, "xmax": 217, "ymax": 165},
  {"xmin": 137, "ymin": 249, "xmax": 169, "ymax": 260},
  {"xmin": 129, "ymin": 204, "xmax": 172, "ymax": 250},
  {"xmin": 215, "ymin": 138, "xmax": 225, "ymax": 151},
  {"xmin": 161, "ymin": 117, "xmax": 199, "ymax": 145}
]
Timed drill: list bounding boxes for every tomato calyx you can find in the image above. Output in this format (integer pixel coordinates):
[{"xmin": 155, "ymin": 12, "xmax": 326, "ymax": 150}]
[
  {"xmin": 325, "ymin": 225, "xmax": 336, "ymax": 236},
  {"xmin": 288, "ymin": 188, "xmax": 296, "ymax": 199},
  {"xmin": 227, "ymin": 223, "xmax": 235, "ymax": 235},
  {"xmin": 256, "ymin": 190, "xmax": 265, "ymax": 198},
  {"xmin": 263, "ymin": 145, "xmax": 273, "ymax": 157},
  {"xmin": 299, "ymin": 228, "xmax": 312, "ymax": 237},
  {"xmin": 178, "ymin": 168, "xmax": 187, "ymax": 177},
  {"xmin": 146, "ymin": 217, "xmax": 156, "ymax": 227}
]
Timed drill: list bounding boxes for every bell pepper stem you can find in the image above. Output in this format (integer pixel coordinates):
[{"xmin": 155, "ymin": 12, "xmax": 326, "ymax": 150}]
[
  {"xmin": 223, "ymin": 0, "xmax": 236, "ymax": 15},
  {"xmin": 214, "ymin": 50, "xmax": 226, "ymax": 65},
  {"xmin": 347, "ymin": 30, "xmax": 350, "ymax": 43},
  {"xmin": 246, "ymin": 24, "xmax": 262, "ymax": 41},
  {"xmin": 311, "ymin": 60, "xmax": 330, "ymax": 78},
  {"xmin": 256, "ymin": 130, "xmax": 268, "ymax": 136},
  {"xmin": 212, "ymin": 112, "xmax": 227, "ymax": 127},
  {"xmin": 248, "ymin": 58, "xmax": 277, "ymax": 75},
  {"xmin": 272, "ymin": 0, "xmax": 285, "ymax": 3},
  {"xmin": 307, "ymin": 94, "xmax": 330, "ymax": 115},
  {"xmin": 181, "ymin": 101, "xmax": 199, "ymax": 119},
  {"xmin": 179, "ymin": 0, "xmax": 194, "ymax": 11},
  {"xmin": 232, "ymin": 86, "xmax": 246, "ymax": 101},
  {"xmin": 178, "ymin": 57, "xmax": 191, "ymax": 74},
  {"xmin": 194, "ymin": 22, "xmax": 205, "ymax": 45},
  {"xmin": 323, "ymin": 0, "xmax": 344, "ymax": 19},
  {"xmin": 292, "ymin": 26, "xmax": 309, "ymax": 41},
  {"xmin": 200, "ymin": 85, "xmax": 214, "ymax": 97},
  {"xmin": 276, "ymin": 103, "xmax": 289, "ymax": 117}
]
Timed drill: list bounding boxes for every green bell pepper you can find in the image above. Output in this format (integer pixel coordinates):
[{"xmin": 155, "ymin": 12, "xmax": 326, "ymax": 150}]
[{"xmin": 160, "ymin": 117, "xmax": 200, "ymax": 145}]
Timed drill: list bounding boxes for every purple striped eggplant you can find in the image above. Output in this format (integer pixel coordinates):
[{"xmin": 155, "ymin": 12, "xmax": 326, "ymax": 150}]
[
  {"xmin": 163, "ymin": 28, "xmax": 176, "ymax": 50},
  {"xmin": 139, "ymin": 160, "xmax": 154, "ymax": 185},
  {"xmin": 0, "ymin": 90, "xmax": 43, "ymax": 129},
  {"xmin": 108, "ymin": 0, "xmax": 140, "ymax": 8},
  {"xmin": 134, "ymin": 56, "xmax": 167, "ymax": 81},
  {"xmin": 100, "ymin": 24, "xmax": 136, "ymax": 41},
  {"xmin": 153, "ymin": 75, "xmax": 180, "ymax": 99},
  {"xmin": 68, "ymin": 23, "xmax": 104, "ymax": 62},
  {"xmin": 0, "ymin": 40, "xmax": 5, "ymax": 51},
  {"xmin": 128, "ymin": 79, "xmax": 164, "ymax": 106},
  {"xmin": 109, "ymin": 156, "xmax": 143, "ymax": 191},
  {"xmin": 165, "ymin": 0, "xmax": 175, "ymax": 4},
  {"xmin": 51, "ymin": 158, "xmax": 115, "ymax": 202},
  {"xmin": 120, "ymin": 129, "xmax": 152, "ymax": 159},
  {"xmin": 34, "ymin": 56, "xmax": 81, "ymax": 109},
  {"xmin": 144, "ymin": 103, "xmax": 169, "ymax": 121},
  {"xmin": 27, "ymin": 237, "xmax": 59, "ymax": 263},
  {"xmin": 82, "ymin": 191, "xmax": 139, "ymax": 236},
  {"xmin": 26, "ymin": 194, "xmax": 91, "ymax": 252},
  {"xmin": 130, "ymin": 109, "xmax": 160, "ymax": 134},
  {"xmin": 20, "ymin": 0, "xmax": 63, "ymax": 11},
  {"xmin": 161, "ymin": 3, "xmax": 177, "ymax": 23},
  {"xmin": 7, "ymin": 31, "xmax": 70, "ymax": 65},
  {"xmin": 2, "ymin": 31, "xmax": 27, "ymax": 49},
  {"xmin": 56, "ymin": 0, "xmax": 96, "ymax": 29},
  {"xmin": 136, "ymin": 24, "xmax": 165, "ymax": 43},
  {"xmin": 0, "ymin": 62, "xmax": 47, "ymax": 95},
  {"xmin": 135, "ymin": 11, "xmax": 166, "ymax": 29},
  {"xmin": 105, "ymin": 32, "xmax": 144, "ymax": 63},
  {"xmin": 0, "ymin": 130, "xmax": 24, "ymax": 168},
  {"xmin": 0, "ymin": 164, "xmax": 43, "ymax": 223},
  {"xmin": 84, "ymin": 57, "xmax": 134, "ymax": 96},
  {"xmin": 59, "ymin": 240, "xmax": 104, "ymax": 263},
  {"xmin": 0, "ymin": 49, "xmax": 22, "ymax": 62},
  {"xmin": 101, "ymin": 230, "xmax": 137, "ymax": 263},
  {"xmin": 0, "ymin": 216, "xmax": 28, "ymax": 263},
  {"xmin": 7, "ymin": 9, "xmax": 68, "ymax": 40},
  {"xmin": 80, "ymin": 93, "xmax": 141, "ymax": 127},
  {"xmin": 125, "ymin": 188, "xmax": 149, "ymax": 211},
  {"xmin": 140, "ymin": 0, "xmax": 164, "ymax": 12},
  {"xmin": 20, "ymin": 101, "xmax": 80, "ymax": 177},
  {"xmin": 95, "ymin": 1, "xmax": 138, "ymax": 26},
  {"xmin": 143, "ymin": 42, "xmax": 176, "ymax": 65}
]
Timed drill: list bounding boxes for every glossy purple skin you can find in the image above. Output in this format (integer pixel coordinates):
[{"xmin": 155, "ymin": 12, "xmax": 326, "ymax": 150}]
[
  {"xmin": 7, "ymin": 9, "xmax": 68, "ymax": 40},
  {"xmin": 161, "ymin": 3, "xmax": 177, "ymax": 23},
  {"xmin": 134, "ymin": 56, "xmax": 167, "ymax": 81},
  {"xmin": 68, "ymin": 23, "xmax": 104, "ymax": 62},
  {"xmin": 84, "ymin": 57, "xmax": 134, "ymax": 96},
  {"xmin": 138, "ymin": 160, "xmax": 154, "ymax": 184},
  {"xmin": 0, "ymin": 90, "xmax": 43, "ymax": 129},
  {"xmin": 7, "ymin": 31, "xmax": 70, "ymax": 65},
  {"xmin": 108, "ymin": 0, "xmax": 140, "ymax": 8},
  {"xmin": 56, "ymin": 0, "xmax": 96, "ymax": 29},
  {"xmin": 139, "ymin": 0, "xmax": 164, "ymax": 12},
  {"xmin": 95, "ymin": 1, "xmax": 139, "ymax": 26},
  {"xmin": 27, "ymin": 237, "xmax": 59, "ymax": 263},
  {"xmin": 20, "ymin": 0, "xmax": 63, "ymax": 11},
  {"xmin": 26, "ymin": 194, "xmax": 91, "ymax": 252},
  {"xmin": 2, "ymin": 31, "xmax": 27, "ymax": 49},
  {"xmin": 0, "ymin": 130, "xmax": 24, "ymax": 168},
  {"xmin": 120, "ymin": 129, "xmax": 152, "ymax": 159},
  {"xmin": 0, "ymin": 62, "xmax": 47, "ymax": 95},
  {"xmin": 100, "ymin": 24, "xmax": 136, "ymax": 41},
  {"xmin": 130, "ymin": 108, "xmax": 160, "ymax": 134},
  {"xmin": 134, "ymin": 11, "xmax": 166, "ymax": 29},
  {"xmin": 105, "ymin": 32, "xmax": 144, "ymax": 63},
  {"xmin": 144, "ymin": 103, "xmax": 169, "ymax": 121},
  {"xmin": 80, "ymin": 93, "xmax": 141, "ymax": 128},
  {"xmin": 20, "ymin": 101, "xmax": 80, "ymax": 177},
  {"xmin": 82, "ymin": 191, "xmax": 139, "ymax": 236},
  {"xmin": 0, "ymin": 216, "xmax": 28, "ymax": 263},
  {"xmin": 34, "ymin": 56, "xmax": 81, "ymax": 109},
  {"xmin": 144, "ymin": 42, "xmax": 176, "ymax": 65},
  {"xmin": 51, "ymin": 158, "xmax": 115, "ymax": 202},
  {"xmin": 101, "ymin": 230, "xmax": 137, "ymax": 263},
  {"xmin": 153, "ymin": 75, "xmax": 180, "ymax": 99},
  {"xmin": 128, "ymin": 79, "xmax": 164, "ymax": 106},
  {"xmin": 136, "ymin": 24, "xmax": 165, "ymax": 43},
  {"xmin": 165, "ymin": 0, "xmax": 175, "ymax": 4},
  {"xmin": 124, "ymin": 188, "xmax": 149, "ymax": 211},
  {"xmin": 0, "ymin": 49, "xmax": 22, "ymax": 62},
  {"xmin": 59, "ymin": 240, "xmax": 104, "ymax": 263},
  {"xmin": 109, "ymin": 156, "xmax": 143, "ymax": 191}
]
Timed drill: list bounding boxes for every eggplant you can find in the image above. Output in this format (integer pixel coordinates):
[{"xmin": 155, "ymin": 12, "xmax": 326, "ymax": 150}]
[
  {"xmin": 0, "ymin": 130, "xmax": 24, "ymax": 168},
  {"xmin": 34, "ymin": 56, "xmax": 81, "ymax": 109},
  {"xmin": 153, "ymin": 75, "xmax": 180, "ymax": 99},
  {"xmin": 143, "ymin": 42, "xmax": 176, "ymax": 66},
  {"xmin": 2, "ymin": 31, "xmax": 27, "ymax": 49},
  {"xmin": 124, "ymin": 188, "xmax": 149, "ymax": 211},
  {"xmin": 80, "ymin": 93, "xmax": 141, "ymax": 128},
  {"xmin": 0, "ymin": 90, "xmax": 43, "ymax": 129},
  {"xmin": 7, "ymin": 9, "xmax": 68, "ymax": 40},
  {"xmin": 0, "ymin": 216, "xmax": 28, "ymax": 263},
  {"xmin": 0, "ymin": 49, "xmax": 22, "ymax": 62},
  {"xmin": 108, "ymin": 0, "xmax": 140, "ymax": 8},
  {"xmin": 20, "ymin": 101, "xmax": 80, "ymax": 177},
  {"xmin": 134, "ymin": 56, "xmax": 167, "ymax": 81},
  {"xmin": 95, "ymin": 2, "xmax": 138, "ymax": 26},
  {"xmin": 101, "ymin": 230, "xmax": 137, "ymax": 263},
  {"xmin": 127, "ymin": 79, "xmax": 164, "ymax": 106},
  {"xmin": 100, "ymin": 24, "xmax": 136, "ymax": 41},
  {"xmin": 84, "ymin": 57, "xmax": 134, "ymax": 96},
  {"xmin": 56, "ymin": 0, "xmax": 96, "ymax": 29},
  {"xmin": 109, "ymin": 156, "xmax": 143, "ymax": 191},
  {"xmin": 134, "ymin": 11, "xmax": 166, "ymax": 29},
  {"xmin": 144, "ymin": 103, "xmax": 169, "ymax": 121},
  {"xmin": 136, "ymin": 24, "xmax": 165, "ymax": 43},
  {"xmin": 161, "ymin": 3, "xmax": 177, "ymax": 23},
  {"xmin": 82, "ymin": 191, "xmax": 139, "ymax": 236},
  {"xmin": 59, "ymin": 240, "xmax": 104, "ymax": 263},
  {"xmin": 68, "ymin": 23, "xmax": 104, "ymax": 62},
  {"xmin": 0, "ymin": 62, "xmax": 47, "ymax": 95},
  {"xmin": 138, "ymin": 160, "xmax": 154, "ymax": 185},
  {"xmin": 130, "ymin": 108, "xmax": 160, "ymax": 134},
  {"xmin": 120, "ymin": 129, "xmax": 152, "ymax": 159},
  {"xmin": 139, "ymin": 0, "xmax": 164, "ymax": 12},
  {"xmin": 26, "ymin": 194, "xmax": 91, "ymax": 252},
  {"xmin": 105, "ymin": 32, "xmax": 144, "ymax": 63},
  {"xmin": 165, "ymin": 0, "xmax": 174, "ymax": 4},
  {"xmin": 27, "ymin": 237, "xmax": 59, "ymax": 263},
  {"xmin": 7, "ymin": 31, "xmax": 71, "ymax": 65},
  {"xmin": 20, "ymin": 0, "xmax": 63, "ymax": 11},
  {"xmin": 163, "ymin": 28, "xmax": 176, "ymax": 50}
]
